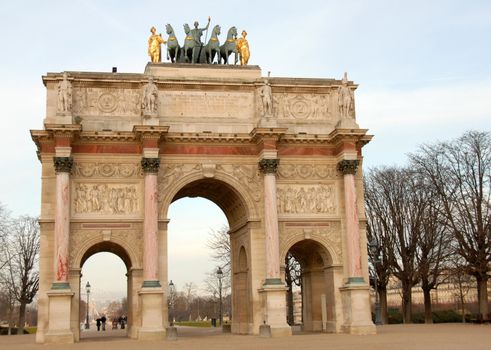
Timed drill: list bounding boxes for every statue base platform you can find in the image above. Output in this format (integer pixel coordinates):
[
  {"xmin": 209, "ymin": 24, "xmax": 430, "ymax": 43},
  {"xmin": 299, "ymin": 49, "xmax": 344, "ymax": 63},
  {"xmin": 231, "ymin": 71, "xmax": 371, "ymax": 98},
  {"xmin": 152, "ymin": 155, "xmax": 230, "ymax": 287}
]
[{"xmin": 144, "ymin": 62, "xmax": 261, "ymax": 80}]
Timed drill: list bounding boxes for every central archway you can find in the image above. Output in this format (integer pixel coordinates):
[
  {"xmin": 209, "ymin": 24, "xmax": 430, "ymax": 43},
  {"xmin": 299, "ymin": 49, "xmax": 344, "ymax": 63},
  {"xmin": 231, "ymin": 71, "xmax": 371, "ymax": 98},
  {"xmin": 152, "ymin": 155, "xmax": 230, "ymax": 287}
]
[
  {"xmin": 71, "ymin": 240, "xmax": 138, "ymax": 341},
  {"xmin": 160, "ymin": 174, "xmax": 259, "ymax": 334}
]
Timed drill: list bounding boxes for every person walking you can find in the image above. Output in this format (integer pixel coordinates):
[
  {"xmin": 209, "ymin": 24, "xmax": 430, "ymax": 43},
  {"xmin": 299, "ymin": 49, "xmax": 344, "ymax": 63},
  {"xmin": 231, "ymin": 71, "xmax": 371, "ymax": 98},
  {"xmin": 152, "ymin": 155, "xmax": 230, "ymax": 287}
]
[
  {"xmin": 101, "ymin": 315, "xmax": 107, "ymax": 331},
  {"xmin": 96, "ymin": 318, "xmax": 101, "ymax": 331}
]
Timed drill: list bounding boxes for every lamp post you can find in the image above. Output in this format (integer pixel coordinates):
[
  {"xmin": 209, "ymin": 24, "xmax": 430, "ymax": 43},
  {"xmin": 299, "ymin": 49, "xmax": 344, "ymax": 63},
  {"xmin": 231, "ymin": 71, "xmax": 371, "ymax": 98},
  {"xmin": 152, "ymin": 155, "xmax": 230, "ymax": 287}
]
[
  {"xmin": 168, "ymin": 280, "xmax": 175, "ymax": 326},
  {"xmin": 368, "ymin": 239, "xmax": 382, "ymax": 325},
  {"xmin": 85, "ymin": 281, "xmax": 91, "ymax": 329},
  {"xmin": 216, "ymin": 267, "xmax": 223, "ymax": 327}
]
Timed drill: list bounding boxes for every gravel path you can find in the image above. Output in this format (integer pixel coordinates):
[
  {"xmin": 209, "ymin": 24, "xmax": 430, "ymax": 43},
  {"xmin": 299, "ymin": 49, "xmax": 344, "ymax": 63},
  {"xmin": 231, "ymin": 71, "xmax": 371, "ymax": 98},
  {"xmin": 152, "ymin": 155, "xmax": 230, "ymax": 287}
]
[{"xmin": 1, "ymin": 324, "xmax": 490, "ymax": 350}]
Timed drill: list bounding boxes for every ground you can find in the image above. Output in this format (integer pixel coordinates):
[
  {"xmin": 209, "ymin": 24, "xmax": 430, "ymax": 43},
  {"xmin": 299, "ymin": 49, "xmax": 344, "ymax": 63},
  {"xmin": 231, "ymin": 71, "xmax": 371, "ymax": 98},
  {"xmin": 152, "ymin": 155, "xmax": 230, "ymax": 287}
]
[{"xmin": 1, "ymin": 324, "xmax": 490, "ymax": 350}]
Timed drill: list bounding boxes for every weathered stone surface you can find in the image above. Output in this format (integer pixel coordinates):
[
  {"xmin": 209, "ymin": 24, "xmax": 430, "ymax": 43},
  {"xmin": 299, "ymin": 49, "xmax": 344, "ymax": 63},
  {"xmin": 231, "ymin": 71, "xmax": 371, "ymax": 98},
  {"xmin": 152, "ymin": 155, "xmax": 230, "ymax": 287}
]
[{"xmin": 32, "ymin": 64, "xmax": 374, "ymax": 344}]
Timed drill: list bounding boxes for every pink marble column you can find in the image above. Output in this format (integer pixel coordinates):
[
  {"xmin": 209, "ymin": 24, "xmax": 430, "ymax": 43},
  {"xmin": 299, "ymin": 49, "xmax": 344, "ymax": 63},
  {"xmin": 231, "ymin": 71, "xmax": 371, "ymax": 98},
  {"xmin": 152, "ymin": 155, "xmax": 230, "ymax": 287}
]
[
  {"xmin": 52, "ymin": 157, "xmax": 73, "ymax": 289},
  {"xmin": 141, "ymin": 157, "xmax": 161, "ymax": 287},
  {"xmin": 338, "ymin": 159, "xmax": 364, "ymax": 283},
  {"xmin": 259, "ymin": 159, "xmax": 282, "ymax": 285}
]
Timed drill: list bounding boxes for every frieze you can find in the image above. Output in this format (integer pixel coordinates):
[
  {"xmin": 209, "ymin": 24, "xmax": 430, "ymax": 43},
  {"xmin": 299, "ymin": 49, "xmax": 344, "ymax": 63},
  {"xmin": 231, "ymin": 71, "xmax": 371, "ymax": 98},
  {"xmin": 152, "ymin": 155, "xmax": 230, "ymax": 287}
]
[
  {"xmin": 73, "ymin": 183, "xmax": 140, "ymax": 215},
  {"xmin": 277, "ymin": 184, "xmax": 336, "ymax": 215},
  {"xmin": 72, "ymin": 87, "xmax": 142, "ymax": 116},
  {"xmin": 273, "ymin": 93, "xmax": 331, "ymax": 120},
  {"xmin": 278, "ymin": 163, "xmax": 337, "ymax": 180},
  {"xmin": 73, "ymin": 162, "xmax": 142, "ymax": 178}
]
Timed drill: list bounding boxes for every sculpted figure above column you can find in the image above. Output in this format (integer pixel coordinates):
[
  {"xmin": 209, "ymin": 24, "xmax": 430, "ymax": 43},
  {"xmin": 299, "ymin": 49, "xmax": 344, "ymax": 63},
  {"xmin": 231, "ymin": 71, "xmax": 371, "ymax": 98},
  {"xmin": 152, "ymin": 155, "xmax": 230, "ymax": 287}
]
[{"xmin": 57, "ymin": 72, "xmax": 72, "ymax": 115}]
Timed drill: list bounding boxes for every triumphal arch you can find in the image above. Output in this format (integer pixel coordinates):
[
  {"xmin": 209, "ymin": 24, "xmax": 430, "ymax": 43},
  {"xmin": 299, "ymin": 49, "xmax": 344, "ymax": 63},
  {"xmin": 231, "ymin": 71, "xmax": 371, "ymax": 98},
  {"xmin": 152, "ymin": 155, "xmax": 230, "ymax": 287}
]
[{"xmin": 31, "ymin": 61, "xmax": 375, "ymax": 343}]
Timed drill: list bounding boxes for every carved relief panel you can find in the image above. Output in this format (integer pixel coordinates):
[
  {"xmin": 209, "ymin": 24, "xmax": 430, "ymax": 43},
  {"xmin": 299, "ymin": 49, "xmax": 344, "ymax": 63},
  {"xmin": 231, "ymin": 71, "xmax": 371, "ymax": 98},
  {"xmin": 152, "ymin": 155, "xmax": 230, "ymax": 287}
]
[
  {"xmin": 72, "ymin": 88, "xmax": 142, "ymax": 116},
  {"xmin": 160, "ymin": 91, "xmax": 255, "ymax": 119},
  {"xmin": 277, "ymin": 163, "xmax": 337, "ymax": 180},
  {"xmin": 273, "ymin": 93, "xmax": 332, "ymax": 121},
  {"xmin": 72, "ymin": 161, "xmax": 143, "ymax": 218},
  {"xmin": 72, "ymin": 183, "xmax": 141, "ymax": 217},
  {"xmin": 277, "ymin": 184, "xmax": 337, "ymax": 215}
]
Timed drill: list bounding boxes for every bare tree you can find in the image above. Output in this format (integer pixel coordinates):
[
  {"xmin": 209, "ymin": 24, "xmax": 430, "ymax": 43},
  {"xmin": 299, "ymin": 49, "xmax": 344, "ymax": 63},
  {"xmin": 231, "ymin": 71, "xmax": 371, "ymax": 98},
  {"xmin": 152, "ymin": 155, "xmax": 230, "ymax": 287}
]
[
  {"xmin": 365, "ymin": 167, "xmax": 427, "ymax": 323},
  {"xmin": 183, "ymin": 282, "xmax": 197, "ymax": 320},
  {"xmin": 364, "ymin": 170, "xmax": 395, "ymax": 324},
  {"xmin": 285, "ymin": 252, "xmax": 302, "ymax": 325},
  {"xmin": 207, "ymin": 225, "xmax": 231, "ymax": 287},
  {"xmin": 410, "ymin": 130, "xmax": 491, "ymax": 321},
  {"xmin": 416, "ymin": 188, "xmax": 453, "ymax": 323},
  {"xmin": 2, "ymin": 216, "xmax": 40, "ymax": 334}
]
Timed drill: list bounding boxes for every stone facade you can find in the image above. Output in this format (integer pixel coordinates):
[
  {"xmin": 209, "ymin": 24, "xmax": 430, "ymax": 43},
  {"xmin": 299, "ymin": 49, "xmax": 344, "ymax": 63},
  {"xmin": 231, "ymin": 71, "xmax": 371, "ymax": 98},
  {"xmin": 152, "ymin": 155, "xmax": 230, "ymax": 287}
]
[{"xmin": 31, "ymin": 63, "xmax": 374, "ymax": 343}]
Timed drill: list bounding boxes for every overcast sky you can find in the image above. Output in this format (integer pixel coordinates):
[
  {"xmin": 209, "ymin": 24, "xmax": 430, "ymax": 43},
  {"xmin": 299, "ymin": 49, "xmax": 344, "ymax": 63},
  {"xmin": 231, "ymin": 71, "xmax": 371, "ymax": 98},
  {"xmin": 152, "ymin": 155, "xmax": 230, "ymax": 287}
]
[{"xmin": 1, "ymin": 1, "xmax": 490, "ymax": 297}]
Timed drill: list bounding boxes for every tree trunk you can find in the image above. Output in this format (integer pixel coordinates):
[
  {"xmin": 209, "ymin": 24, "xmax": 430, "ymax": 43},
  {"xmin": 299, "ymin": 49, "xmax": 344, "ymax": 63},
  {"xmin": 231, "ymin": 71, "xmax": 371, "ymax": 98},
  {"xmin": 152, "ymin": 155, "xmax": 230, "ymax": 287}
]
[
  {"xmin": 18, "ymin": 302, "xmax": 26, "ymax": 334},
  {"xmin": 379, "ymin": 288, "xmax": 388, "ymax": 324},
  {"xmin": 7, "ymin": 304, "xmax": 14, "ymax": 335},
  {"xmin": 458, "ymin": 282, "xmax": 466, "ymax": 323},
  {"xmin": 422, "ymin": 288, "xmax": 433, "ymax": 324},
  {"xmin": 476, "ymin": 276, "xmax": 489, "ymax": 322},
  {"xmin": 401, "ymin": 281, "xmax": 413, "ymax": 323}
]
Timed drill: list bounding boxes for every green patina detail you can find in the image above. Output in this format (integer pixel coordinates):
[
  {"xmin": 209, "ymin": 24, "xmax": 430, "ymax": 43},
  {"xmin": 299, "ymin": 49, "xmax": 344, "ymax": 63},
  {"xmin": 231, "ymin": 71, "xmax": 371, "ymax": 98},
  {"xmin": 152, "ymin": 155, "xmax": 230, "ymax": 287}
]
[
  {"xmin": 348, "ymin": 277, "xmax": 365, "ymax": 284},
  {"xmin": 142, "ymin": 280, "xmax": 162, "ymax": 288},
  {"xmin": 264, "ymin": 278, "xmax": 284, "ymax": 286},
  {"xmin": 51, "ymin": 282, "xmax": 70, "ymax": 290}
]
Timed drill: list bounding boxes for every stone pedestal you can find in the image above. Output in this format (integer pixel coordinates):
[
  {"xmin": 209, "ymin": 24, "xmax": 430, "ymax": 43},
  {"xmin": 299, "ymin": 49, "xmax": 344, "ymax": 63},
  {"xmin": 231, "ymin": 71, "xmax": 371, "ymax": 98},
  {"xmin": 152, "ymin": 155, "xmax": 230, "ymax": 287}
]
[
  {"xmin": 142, "ymin": 112, "xmax": 159, "ymax": 126},
  {"xmin": 340, "ymin": 284, "xmax": 376, "ymax": 335},
  {"xmin": 44, "ymin": 289, "xmax": 74, "ymax": 344},
  {"xmin": 138, "ymin": 287, "xmax": 165, "ymax": 340},
  {"xmin": 259, "ymin": 284, "xmax": 291, "ymax": 337}
]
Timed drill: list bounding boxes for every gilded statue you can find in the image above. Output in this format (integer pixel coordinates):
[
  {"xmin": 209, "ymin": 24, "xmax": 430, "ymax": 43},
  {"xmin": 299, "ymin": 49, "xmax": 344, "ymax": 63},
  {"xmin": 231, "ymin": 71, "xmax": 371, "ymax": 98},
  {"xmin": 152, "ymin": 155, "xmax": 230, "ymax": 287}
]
[
  {"xmin": 236, "ymin": 30, "xmax": 250, "ymax": 65},
  {"xmin": 57, "ymin": 72, "xmax": 72, "ymax": 113},
  {"xmin": 148, "ymin": 26, "xmax": 166, "ymax": 63}
]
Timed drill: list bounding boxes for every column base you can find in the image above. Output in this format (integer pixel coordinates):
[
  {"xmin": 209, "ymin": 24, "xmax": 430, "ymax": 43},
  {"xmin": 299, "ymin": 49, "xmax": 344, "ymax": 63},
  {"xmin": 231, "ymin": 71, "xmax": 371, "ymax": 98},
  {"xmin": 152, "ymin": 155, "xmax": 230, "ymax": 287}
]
[
  {"xmin": 44, "ymin": 289, "xmax": 74, "ymax": 344},
  {"xmin": 340, "ymin": 283, "xmax": 376, "ymax": 335},
  {"xmin": 138, "ymin": 286, "xmax": 165, "ymax": 340},
  {"xmin": 258, "ymin": 283, "xmax": 292, "ymax": 337}
]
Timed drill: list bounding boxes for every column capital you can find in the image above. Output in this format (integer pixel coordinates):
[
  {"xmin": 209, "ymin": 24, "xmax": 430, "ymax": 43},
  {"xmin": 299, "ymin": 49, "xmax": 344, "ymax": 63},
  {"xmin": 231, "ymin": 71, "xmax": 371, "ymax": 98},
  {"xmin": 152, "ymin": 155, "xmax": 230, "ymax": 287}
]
[
  {"xmin": 337, "ymin": 159, "xmax": 359, "ymax": 175},
  {"xmin": 141, "ymin": 157, "xmax": 160, "ymax": 173},
  {"xmin": 53, "ymin": 156, "xmax": 73, "ymax": 173},
  {"xmin": 259, "ymin": 158, "xmax": 279, "ymax": 174}
]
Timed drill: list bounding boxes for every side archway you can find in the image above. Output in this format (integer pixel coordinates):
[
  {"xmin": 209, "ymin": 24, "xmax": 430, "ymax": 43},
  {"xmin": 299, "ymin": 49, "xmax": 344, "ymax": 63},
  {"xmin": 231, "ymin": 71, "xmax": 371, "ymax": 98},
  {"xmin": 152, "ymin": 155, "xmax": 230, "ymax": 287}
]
[{"xmin": 283, "ymin": 239, "xmax": 339, "ymax": 332}]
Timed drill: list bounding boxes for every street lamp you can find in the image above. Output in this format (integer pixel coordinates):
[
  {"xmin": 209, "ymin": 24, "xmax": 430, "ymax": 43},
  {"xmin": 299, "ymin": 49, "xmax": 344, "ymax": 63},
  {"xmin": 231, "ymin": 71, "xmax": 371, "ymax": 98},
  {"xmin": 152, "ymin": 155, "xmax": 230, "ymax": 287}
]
[
  {"xmin": 168, "ymin": 280, "xmax": 175, "ymax": 326},
  {"xmin": 368, "ymin": 239, "xmax": 382, "ymax": 325},
  {"xmin": 216, "ymin": 267, "xmax": 223, "ymax": 327},
  {"xmin": 85, "ymin": 281, "xmax": 91, "ymax": 329}
]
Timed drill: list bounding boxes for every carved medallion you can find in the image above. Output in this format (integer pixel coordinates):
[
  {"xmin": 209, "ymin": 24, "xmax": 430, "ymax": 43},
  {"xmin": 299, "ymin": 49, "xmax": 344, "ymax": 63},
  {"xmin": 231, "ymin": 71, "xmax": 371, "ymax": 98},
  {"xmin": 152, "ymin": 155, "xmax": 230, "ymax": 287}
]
[
  {"xmin": 97, "ymin": 92, "xmax": 118, "ymax": 113},
  {"xmin": 289, "ymin": 95, "xmax": 311, "ymax": 119}
]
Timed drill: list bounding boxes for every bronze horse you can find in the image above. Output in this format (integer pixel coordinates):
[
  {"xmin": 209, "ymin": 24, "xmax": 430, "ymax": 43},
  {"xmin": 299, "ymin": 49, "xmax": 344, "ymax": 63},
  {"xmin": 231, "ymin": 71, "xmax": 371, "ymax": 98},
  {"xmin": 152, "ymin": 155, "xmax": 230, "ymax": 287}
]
[
  {"xmin": 205, "ymin": 25, "xmax": 221, "ymax": 64},
  {"xmin": 219, "ymin": 26, "xmax": 238, "ymax": 65},
  {"xmin": 165, "ymin": 24, "xmax": 180, "ymax": 63}
]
